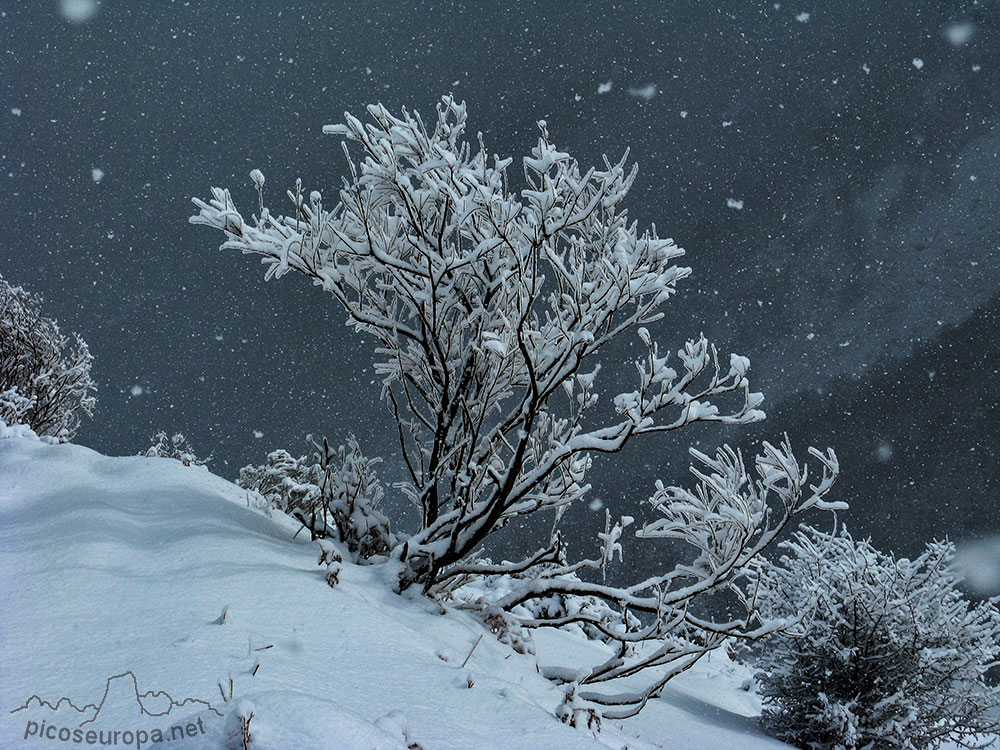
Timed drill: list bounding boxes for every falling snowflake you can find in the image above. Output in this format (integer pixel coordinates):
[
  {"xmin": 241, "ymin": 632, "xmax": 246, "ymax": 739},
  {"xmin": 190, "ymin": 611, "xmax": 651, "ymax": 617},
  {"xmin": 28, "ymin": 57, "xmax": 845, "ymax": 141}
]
[
  {"xmin": 58, "ymin": 0, "xmax": 99, "ymax": 24},
  {"xmin": 627, "ymin": 84, "xmax": 657, "ymax": 101},
  {"xmin": 944, "ymin": 22, "xmax": 974, "ymax": 47},
  {"xmin": 875, "ymin": 442, "xmax": 893, "ymax": 462}
]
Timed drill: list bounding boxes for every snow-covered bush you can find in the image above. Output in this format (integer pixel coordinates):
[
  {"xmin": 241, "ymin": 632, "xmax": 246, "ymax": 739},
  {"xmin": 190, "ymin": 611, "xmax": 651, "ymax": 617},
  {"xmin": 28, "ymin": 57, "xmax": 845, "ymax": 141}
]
[
  {"xmin": 751, "ymin": 526, "xmax": 1000, "ymax": 750},
  {"xmin": 192, "ymin": 96, "xmax": 766, "ymax": 590},
  {"xmin": 192, "ymin": 95, "xmax": 844, "ymax": 717},
  {"xmin": 143, "ymin": 431, "xmax": 210, "ymax": 466},
  {"xmin": 0, "ymin": 275, "xmax": 96, "ymax": 440},
  {"xmin": 238, "ymin": 436, "xmax": 394, "ymax": 562},
  {"xmin": 238, "ymin": 448, "xmax": 320, "ymax": 511},
  {"xmin": 0, "ymin": 386, "xmax": 33, "ymax": 428}
]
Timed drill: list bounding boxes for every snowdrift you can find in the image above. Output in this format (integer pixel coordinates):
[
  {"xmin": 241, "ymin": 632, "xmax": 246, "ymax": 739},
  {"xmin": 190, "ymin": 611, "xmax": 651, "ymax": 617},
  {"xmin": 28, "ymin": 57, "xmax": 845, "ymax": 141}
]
[{"xmin": 0, "ymin": 433, "xmax": 789, "ymax": 749}]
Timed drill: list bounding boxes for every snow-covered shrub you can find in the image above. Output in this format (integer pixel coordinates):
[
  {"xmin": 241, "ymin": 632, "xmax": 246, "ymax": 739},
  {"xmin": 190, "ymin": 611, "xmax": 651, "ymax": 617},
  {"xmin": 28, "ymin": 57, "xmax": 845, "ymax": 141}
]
[
  {"xmin": 191, "ymin": 96, "xmax": 766, "ymax": 593},
  {"xmin": 238, "ymin": 436, "xmax": 394, "ymax": 562},
  {"xmin": 143, "ymin": 431, "xmax": 210, "ymax": 466},
  {"xmin": 313, "ymin": 436, "xmax": 396, "ymax": 561},
  {"xmin": 0, "ymin": 275, "xmax": 96, "ymax": 440},
  {"xmin": 556, "ymin": 683, "xmax": 602, "ymax": 732},
  {"xmin": 192, "ymin": 95, "xmax": 844, "ymax": 718},
  {"xmin": 0, "ymin": 387, "xmax": 33, "ymax": 428},
  {"xmin": 318, "ymin": 542, "xmax": 343, "ymax": 587},
  {"xmin": 752, "ymin": 526, "xmax": 1000, "ymax": 750},
  {"xmin": 238, "ymin": 448, "xmax": 321, "ymax": 512}
]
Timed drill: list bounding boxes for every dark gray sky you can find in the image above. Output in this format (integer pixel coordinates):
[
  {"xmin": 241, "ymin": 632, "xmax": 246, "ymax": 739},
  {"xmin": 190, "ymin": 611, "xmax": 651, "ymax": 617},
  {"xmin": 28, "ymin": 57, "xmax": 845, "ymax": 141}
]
[{"xmin": 3, "ymin": 1, "xmax": 997, "ymax": 555}]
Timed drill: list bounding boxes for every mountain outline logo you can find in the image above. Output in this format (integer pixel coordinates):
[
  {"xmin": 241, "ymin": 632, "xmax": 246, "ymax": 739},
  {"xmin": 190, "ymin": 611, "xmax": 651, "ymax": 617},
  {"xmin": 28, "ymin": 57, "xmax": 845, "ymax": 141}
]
[{"xmin": 10, "ymin": 670, "xmax": 222, "ymax": 727}]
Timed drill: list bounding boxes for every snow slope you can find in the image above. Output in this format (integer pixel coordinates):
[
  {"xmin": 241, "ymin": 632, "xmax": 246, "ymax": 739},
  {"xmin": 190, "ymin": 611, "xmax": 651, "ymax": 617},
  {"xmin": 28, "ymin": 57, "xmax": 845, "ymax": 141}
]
[{"xmin": 0, "ymin": 432, "xmax": 791, "ymax": 749}]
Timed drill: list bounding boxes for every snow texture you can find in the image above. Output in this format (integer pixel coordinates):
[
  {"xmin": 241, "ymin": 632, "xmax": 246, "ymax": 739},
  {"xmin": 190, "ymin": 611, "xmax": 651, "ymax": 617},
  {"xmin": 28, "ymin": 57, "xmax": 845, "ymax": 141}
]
[{"xmin": 1, "ymin": 433, "xmax": 799, "ymax": 749}]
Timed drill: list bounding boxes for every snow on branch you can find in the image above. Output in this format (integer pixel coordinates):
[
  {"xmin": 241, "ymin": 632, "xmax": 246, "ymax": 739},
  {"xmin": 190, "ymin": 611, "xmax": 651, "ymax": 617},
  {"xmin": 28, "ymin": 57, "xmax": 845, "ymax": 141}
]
[{"xmin": 489, "ymin": 438, "xmax": 842, "ymax": 719}]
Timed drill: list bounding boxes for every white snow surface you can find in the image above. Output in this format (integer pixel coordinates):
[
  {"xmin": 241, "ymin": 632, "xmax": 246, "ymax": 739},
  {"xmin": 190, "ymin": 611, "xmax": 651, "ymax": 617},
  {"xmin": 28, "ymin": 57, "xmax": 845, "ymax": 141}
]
[{"xmin": 1, "ymin": 434, "xmax": 793, "ymax": 749}]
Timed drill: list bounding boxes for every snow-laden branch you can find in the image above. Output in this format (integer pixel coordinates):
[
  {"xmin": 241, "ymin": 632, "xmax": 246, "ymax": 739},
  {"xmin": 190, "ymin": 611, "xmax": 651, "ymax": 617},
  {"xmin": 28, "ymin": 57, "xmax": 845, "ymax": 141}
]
[{"xmin": 484, "ymin": 437, "xmax": 842, "ymax": 719}]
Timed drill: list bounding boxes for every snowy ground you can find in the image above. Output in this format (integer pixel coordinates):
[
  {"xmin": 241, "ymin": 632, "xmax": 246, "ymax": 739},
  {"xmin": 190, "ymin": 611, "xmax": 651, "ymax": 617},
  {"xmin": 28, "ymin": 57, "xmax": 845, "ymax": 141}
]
[{"xmin": 1, "ymin": 431, "xmax": 799, "ymax": 749}]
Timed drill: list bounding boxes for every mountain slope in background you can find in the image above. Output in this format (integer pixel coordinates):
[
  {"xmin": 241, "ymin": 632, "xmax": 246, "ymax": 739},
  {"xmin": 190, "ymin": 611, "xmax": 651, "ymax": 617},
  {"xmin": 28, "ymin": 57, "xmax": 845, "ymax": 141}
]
[{"xmin": 738, "ymin": 290, "xmax": 1000, "ymax": 556}]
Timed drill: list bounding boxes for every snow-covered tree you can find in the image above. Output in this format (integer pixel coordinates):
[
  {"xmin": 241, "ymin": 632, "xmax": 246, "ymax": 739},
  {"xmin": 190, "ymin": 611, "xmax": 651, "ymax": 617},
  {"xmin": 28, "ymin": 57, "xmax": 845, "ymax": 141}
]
[
  {"xmin": 191, "ymin": 95, "xmax": 844, "ymax": 717},
  {"xmin": 0, "ymin": 275, "xmax": 96, "ymax": 440},
  {"xmin": 751, "ymin": 526, "xmax": 1000, "ymax": 749},
  {"xmin": 191, "ymin": 96, "xmax": 767, "ymax": 586}
]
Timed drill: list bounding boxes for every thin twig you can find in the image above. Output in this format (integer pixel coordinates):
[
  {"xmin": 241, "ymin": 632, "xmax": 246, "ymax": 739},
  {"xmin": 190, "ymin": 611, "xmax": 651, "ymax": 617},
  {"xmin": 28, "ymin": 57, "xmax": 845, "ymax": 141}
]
[{"xmin": 461, "ymin": 634, "xmax": 484, "ymax": 669}]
